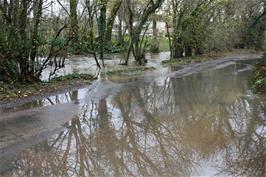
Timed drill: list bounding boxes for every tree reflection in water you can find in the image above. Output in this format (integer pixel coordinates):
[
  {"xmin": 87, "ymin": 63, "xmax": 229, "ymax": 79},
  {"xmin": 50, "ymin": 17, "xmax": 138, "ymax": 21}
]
[
  {"xmin": 3, "ymin": 65, "xmax": 266, "ymax": 177},
  {"xmin": 221, "ymin": 98, "xmax": 266, "ymax": 177}
]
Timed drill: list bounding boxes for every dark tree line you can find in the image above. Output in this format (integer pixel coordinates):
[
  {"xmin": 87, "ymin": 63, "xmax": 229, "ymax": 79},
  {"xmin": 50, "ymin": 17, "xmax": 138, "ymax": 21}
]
[{"xmin": 0, "ymin": 0, "xmax": 265, "ymax": 83}]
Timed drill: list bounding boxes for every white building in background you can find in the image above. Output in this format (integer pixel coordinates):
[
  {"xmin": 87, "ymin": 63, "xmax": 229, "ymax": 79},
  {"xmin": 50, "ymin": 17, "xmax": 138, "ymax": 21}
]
[{"xmin": 157, "ymin": 21, "xmax": 167, "ymax": 34}]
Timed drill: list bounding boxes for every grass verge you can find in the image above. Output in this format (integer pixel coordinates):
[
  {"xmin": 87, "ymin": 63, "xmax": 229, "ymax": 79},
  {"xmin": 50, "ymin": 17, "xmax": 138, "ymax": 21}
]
[
  {"xmin": 161, "ymin": 49, "xmax": 258, "ymax": 67},
  {"xmin": 0, "ymin": 73, "xmax": 94, "ymax": 102},
  {"xmin": 251, "ymin": 53, "xmax": 266, "ymax": 94}
]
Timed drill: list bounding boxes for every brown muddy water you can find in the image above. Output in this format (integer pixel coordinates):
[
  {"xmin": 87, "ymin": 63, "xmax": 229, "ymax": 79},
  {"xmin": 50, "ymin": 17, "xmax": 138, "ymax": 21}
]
[{"xmin": 0, "ymin": 58, "xmax": 266, "ymax": 177}]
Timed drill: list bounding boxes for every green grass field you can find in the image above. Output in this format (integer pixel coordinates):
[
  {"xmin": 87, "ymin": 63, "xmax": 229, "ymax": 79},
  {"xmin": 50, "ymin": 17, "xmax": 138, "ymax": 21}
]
[{"xmin": 158, "ymin": 37, "xmax": 170, "ymax": 52}]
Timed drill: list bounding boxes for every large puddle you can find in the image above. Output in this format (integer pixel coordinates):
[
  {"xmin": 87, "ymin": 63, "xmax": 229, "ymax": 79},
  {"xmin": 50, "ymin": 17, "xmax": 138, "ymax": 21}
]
[{"xmin": 0, "ymin": 59, "xmax": 266, "ymax": 177}]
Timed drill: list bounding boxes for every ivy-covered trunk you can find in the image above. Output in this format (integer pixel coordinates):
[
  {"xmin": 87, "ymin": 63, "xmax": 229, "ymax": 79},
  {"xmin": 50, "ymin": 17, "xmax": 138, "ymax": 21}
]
[
  {"xmin": 30, "ymin": 0, "xmax": 43, "ymax": 76},
  {"xmin": 170, "ymin": 3, "xmax": 184, "ymax": 59},
  {"xmin": 70, "ymin": 0, "xmax": 79, "ymax": 52},
  {"xmin": 98, "ymin": 0, "xmax": 107, "ymax": 67}
]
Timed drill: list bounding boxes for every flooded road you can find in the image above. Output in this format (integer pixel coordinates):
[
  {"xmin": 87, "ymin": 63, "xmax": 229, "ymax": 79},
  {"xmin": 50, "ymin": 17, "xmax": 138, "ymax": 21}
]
[{"xmin": 0, "ymin": 56, "xmax": 266, "ymax": 177}]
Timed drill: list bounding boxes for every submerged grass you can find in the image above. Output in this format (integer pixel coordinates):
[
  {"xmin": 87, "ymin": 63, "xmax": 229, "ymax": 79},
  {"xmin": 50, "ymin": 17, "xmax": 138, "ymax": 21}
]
[{"xmin": 101, "ymin": 66, "xmax": 156, "ymax": 76}]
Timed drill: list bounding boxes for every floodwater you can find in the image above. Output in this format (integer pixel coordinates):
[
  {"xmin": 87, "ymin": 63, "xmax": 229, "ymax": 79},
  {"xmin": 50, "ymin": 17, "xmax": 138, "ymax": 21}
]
[
  {"xmin": 0, "ymin": 56, "xmax": 266, "ymax": 177},
  {"xmin": 41, "ymin": 52, "xmax": 170, "ymax": 81}
]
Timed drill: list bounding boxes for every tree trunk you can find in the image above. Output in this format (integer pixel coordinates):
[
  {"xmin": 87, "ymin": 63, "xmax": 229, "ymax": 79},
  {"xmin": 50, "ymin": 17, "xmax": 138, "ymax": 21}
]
[
  {"xmin": 172, "ymin": 37, "xmax": 184, "ymax": 58},
  {"xmin": 99, "ymin": 0, "xmax": 107, "ymax": 67},
  {"xmin": 30, "ymin": 0, "xmax": 43, "ymax": 75},
  {"xmin": 185, "ymin": 45, "xmax": 193, "ymax": 57},
  {"xmin": 150, "ymin": 18, "xmax": 160, "ymax": 53},
  {"xmin": 70, "ymin": 0, "xmax": 79, "ymax": 51},
  {"xmin": 195, "ymin": 46, "xmax": 204, "ymax": 55},
  {"xmin": 105, "ymin": 0, "xmax": 122, "ymax": 42},
  {"xmin": 19, "ymin": 0, "xmax": 31, "ymax": 82},
  {"xmin": 127, "ymin": 0, "xmax": 164, "ymax": 65},
  {"xmin": 118, "ymin": 14, "xmax": 124, "ymax": 45},
  {"xmin": 170, "ymin": 7, "xmax": 184, "ymax": 59},
  {"xmin": 166, "ymin": 22, "xmax": 172, "ymax": 56}
]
